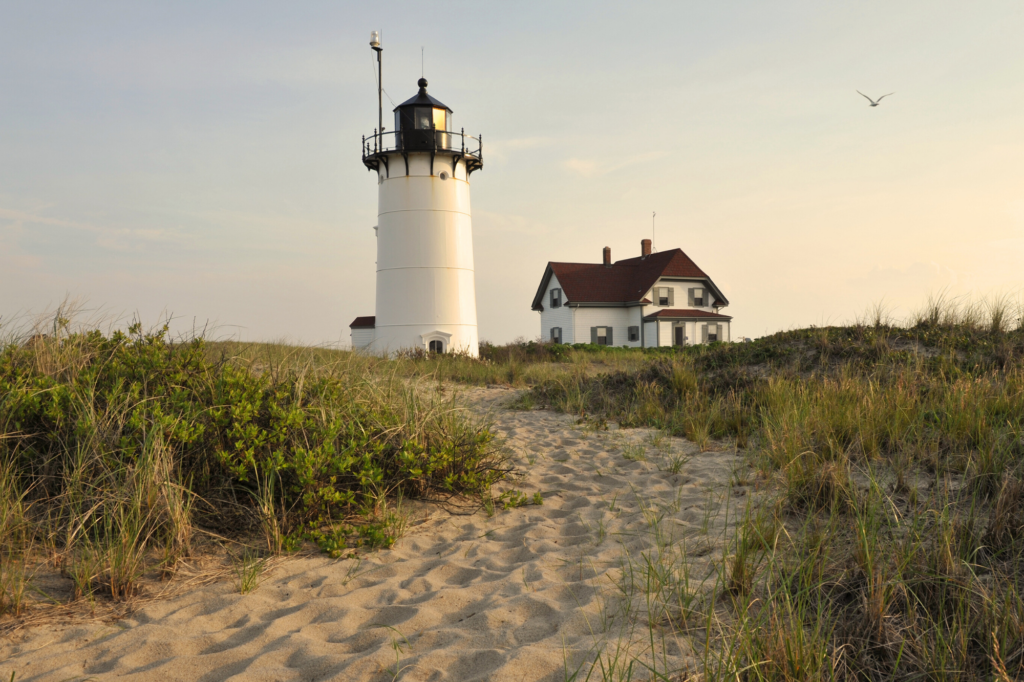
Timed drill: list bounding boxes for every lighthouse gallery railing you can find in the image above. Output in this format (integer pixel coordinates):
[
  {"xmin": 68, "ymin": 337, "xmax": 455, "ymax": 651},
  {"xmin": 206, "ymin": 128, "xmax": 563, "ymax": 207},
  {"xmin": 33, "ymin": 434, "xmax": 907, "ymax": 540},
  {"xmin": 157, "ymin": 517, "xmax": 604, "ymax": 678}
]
[{"xmin": 361, "ymin": 129, "xmax": 482, "ymax": 164}]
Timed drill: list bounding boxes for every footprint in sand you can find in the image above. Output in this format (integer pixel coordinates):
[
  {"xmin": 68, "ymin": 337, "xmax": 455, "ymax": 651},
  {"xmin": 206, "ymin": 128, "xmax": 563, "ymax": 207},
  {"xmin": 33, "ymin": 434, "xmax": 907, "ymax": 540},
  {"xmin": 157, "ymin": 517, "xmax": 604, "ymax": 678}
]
[{"xmin": 0, "ymin": 385, "xmax": 743, "ymax": 682}]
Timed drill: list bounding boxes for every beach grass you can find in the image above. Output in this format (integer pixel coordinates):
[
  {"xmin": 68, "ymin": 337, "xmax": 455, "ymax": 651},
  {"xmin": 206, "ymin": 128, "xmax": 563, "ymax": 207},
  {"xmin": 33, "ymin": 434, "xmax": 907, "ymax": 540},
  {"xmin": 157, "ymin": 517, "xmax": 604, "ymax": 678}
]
[
  {"xmin": 520, "ymin": 295, "xmax": 1024, "ymax": 681},
  {"xmin": 0, "ymin": 307, "xmax": 510, "ymax": 619},
  {"xmin": 3, "ymin": 294, "xmax": 1023, "ymax": 680}
]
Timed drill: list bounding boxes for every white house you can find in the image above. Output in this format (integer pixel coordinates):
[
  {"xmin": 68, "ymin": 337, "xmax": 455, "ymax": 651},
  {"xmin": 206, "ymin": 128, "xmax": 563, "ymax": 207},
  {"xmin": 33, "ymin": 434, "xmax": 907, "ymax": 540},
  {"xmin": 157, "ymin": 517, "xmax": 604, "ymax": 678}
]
[{"xmin": 531, "ymin": 239, "xmax": 732, "ymax": 347}]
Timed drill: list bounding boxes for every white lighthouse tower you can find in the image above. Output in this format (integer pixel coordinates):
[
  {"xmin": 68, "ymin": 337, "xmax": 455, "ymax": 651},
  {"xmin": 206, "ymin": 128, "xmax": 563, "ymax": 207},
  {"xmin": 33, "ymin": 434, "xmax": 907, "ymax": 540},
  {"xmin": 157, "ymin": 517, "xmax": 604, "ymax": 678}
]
[{"xmin": 350, "ymin": 35, "xmax": 484, "ymax": 356}]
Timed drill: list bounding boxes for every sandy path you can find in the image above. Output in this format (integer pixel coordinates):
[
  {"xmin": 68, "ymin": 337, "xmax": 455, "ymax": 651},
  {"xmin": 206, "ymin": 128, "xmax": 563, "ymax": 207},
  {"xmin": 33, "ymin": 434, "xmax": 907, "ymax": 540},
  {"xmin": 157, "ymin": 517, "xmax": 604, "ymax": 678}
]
[{"xmin": 1, "ymin": 387, "xmax": 745, "ymax": 681}]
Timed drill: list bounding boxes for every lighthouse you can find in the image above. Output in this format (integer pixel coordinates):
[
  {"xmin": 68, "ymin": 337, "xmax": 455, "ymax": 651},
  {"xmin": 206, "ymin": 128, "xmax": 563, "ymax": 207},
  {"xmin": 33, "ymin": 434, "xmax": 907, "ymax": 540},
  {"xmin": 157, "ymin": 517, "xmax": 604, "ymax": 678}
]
[{"xmin": 350, "ymin": 34, "xmax": 484, "ymax": 357}]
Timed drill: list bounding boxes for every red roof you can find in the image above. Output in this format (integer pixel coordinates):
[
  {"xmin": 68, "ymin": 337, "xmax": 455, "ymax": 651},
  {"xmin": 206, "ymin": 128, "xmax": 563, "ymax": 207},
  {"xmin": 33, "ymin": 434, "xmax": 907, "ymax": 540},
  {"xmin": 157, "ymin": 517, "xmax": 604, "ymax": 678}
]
[
  {"xmin": 644, "ymin": 309, "xmax": 733, "ymax": 321},
  {"xmin": 531, "ymin": 248, "xmax": 729, "ymax": 310},
  {"xmin": 349, "ymin": 316, "xmax": 376, "ymax": 328}
]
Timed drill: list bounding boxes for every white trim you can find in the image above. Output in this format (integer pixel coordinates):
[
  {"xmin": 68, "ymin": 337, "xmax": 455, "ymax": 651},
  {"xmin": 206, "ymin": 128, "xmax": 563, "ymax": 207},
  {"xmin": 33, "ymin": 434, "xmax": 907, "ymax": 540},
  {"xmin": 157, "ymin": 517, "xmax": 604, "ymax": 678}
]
[{"xmin": 419, "ymin": 330, "xmax": 453, "ymax": 350}]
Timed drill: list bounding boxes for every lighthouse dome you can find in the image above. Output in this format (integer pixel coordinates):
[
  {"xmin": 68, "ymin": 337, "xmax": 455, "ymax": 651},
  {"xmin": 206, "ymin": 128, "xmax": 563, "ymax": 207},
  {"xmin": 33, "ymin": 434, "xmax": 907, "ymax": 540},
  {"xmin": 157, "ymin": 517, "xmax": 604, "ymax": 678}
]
[
  {"xmin": 362, "ymin": 78, "xmax": 481, "ymax": 172},
  {"xmin": 393, "ymin": 79, "xmax": 454, "ymax": 150},
  {"xmin": 395, "ymin": 78, "xmax": 453, "ymax": 114}
]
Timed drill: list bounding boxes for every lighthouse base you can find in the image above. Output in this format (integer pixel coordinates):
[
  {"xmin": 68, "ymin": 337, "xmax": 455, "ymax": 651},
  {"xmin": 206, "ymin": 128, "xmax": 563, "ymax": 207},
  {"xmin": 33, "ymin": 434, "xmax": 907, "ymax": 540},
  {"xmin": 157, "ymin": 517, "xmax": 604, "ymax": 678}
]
[
  {"xmin": 373, "ymin": 323, "xmax": 478, "ymax": 357},
  {"xmin": 349, "ymin": 318, "xmax": 479, "ymax": 358}
]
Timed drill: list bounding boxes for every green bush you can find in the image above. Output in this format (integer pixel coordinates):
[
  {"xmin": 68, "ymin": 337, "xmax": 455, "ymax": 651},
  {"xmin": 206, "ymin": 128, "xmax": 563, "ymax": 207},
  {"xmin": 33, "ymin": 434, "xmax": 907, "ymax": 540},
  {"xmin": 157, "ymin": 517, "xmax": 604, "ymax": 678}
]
[
  {"xmin": 0, "ymin": 323, "xmax": 509, "ymax": 600},
  {"xmin": 1, "ymin": 325, "xmax": 506, "ymax": 523}
]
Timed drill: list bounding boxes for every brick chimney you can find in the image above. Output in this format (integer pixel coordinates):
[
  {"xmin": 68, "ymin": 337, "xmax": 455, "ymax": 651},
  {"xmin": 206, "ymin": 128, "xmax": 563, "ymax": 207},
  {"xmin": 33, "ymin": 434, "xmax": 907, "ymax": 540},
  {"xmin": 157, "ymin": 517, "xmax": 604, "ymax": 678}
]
[
  {"xmin": 603, "ymin": 246, "xmax": 611, "ymax": 266},
  {"xmin": 641, "ymin": 239, "xmax": 652, "ymax": 257}
]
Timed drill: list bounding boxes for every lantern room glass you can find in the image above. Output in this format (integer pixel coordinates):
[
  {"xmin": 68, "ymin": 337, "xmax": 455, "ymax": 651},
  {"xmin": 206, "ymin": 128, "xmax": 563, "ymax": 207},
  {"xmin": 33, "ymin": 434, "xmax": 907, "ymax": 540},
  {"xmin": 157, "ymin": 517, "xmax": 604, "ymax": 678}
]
[
  {"xmin": 410, "ymin": 107, "xmax": 448, "ymax": 131},
  {"xmin": 392, "ymin": 105, "xmax": 454, "ymax": 150},
  {"xmin": 414, "ymin": 108, "xmax": 433, "ymax": 130}
]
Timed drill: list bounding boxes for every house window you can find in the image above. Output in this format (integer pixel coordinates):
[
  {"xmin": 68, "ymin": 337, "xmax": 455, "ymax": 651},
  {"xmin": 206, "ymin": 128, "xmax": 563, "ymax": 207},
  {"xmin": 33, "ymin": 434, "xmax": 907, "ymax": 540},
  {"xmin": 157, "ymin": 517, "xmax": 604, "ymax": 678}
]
[
  {"xmin": 708, "ymin": 324, "xmax": 718, "ymax": 343},
  {"xmin": 550, "ymin": 327, "xmax": 562, "ymax": 344},
  {"xmin": 550, "ymin": 288, "xmax": 562, "ymax": 308},
  {"xmin": 429, "ymin": 340, "xmax": 445, "ymax": 353},
  {"xmin": 592, "ymin": 326, "xmax": 611, "ymax": 346},
  {"xmin": 628, "ymin": 326, "xmax": 639, "ymax": 342},
  {"xmin": 658, "ymin": 287, "xmax": 669, "ymax": 306},
  {"xmin": 694, "ymin": 288, "xmax": 704, "ymax": 307}
]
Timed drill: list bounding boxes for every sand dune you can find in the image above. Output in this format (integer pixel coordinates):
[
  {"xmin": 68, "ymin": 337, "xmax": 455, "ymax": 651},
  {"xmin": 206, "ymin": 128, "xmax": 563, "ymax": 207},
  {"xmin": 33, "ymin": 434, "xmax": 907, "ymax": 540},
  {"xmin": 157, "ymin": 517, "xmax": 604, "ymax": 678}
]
[{"xmin": 1, "ymin": 386, "xmax": 745, "ymax": 681}]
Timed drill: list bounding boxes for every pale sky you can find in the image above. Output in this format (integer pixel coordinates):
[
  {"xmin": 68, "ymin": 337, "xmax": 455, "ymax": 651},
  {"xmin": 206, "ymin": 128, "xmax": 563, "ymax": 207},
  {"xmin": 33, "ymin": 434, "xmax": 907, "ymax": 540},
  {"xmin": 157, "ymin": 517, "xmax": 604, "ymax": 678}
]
[{"xmin": 2, "ymin": 2, "xmax": 1022, "ymax": 344}]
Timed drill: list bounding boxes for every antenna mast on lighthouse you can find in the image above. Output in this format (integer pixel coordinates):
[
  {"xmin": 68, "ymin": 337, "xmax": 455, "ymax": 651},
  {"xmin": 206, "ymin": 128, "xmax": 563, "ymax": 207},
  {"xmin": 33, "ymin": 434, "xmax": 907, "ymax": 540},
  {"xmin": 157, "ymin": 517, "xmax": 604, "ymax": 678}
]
[{"xmin": 370, "ymin": 31, "xmax": 383, "ymax": 148}]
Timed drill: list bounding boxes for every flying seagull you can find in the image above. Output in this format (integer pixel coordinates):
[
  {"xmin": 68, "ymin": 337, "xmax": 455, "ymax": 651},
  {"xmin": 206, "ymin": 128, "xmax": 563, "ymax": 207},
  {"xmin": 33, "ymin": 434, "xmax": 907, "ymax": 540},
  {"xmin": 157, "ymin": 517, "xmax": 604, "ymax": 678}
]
[{"xmin": 857, "ymin": 91, "xmax": 894, "ymax": 107}]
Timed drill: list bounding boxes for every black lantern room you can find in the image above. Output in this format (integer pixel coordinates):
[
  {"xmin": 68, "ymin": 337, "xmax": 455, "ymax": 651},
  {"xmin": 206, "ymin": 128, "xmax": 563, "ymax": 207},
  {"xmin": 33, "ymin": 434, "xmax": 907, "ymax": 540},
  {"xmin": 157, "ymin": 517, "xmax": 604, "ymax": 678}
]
[
  {"xmin": 394, "ymin": 78, "xmax": 452, "ymax": 151},
  {"xmin": 362, "ymin": 77, "xmax": 482, "ymax": 176}
]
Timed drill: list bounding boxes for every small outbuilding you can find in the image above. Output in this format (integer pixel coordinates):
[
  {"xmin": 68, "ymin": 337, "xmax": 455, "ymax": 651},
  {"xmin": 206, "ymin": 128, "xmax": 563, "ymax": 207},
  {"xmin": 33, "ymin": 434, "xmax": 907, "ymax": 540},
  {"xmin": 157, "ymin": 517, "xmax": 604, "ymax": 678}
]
[{"xmin": 531, "ymin": 240, "xmax": 732, "ymax": 347}]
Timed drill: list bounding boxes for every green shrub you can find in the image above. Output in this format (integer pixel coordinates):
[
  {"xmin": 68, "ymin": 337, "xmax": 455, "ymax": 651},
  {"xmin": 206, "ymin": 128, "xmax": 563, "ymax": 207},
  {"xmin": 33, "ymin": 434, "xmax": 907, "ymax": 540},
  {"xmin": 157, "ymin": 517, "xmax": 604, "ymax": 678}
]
[
  {"xmin": 1, "ymin": 325, "xmax": 506, "ymax": 522},
  {"xmin": 0, "ymin": 322, "xmax": 510, "ymax": 602}
]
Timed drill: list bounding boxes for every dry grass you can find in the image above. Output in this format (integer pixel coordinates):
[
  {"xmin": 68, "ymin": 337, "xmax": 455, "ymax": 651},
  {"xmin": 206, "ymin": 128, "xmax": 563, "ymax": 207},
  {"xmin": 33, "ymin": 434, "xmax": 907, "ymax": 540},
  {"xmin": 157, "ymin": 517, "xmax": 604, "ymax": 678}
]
[
  {"xmin": 421, "ymin": 295, "xmax": 1024, "ymax": 681},
  {"xmin": 3, "ymin": 295, "xmax": 1023, "ymax": 680},
  {"xmin": 0, "ymin": 306, "xmax": 509, "ymax": 632}
]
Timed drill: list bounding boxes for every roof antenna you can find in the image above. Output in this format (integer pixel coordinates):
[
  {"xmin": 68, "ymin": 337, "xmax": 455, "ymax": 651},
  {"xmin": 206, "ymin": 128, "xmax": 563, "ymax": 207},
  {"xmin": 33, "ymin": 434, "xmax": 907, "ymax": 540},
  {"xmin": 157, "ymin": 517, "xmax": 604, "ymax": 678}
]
[
  {"xmin": 652, "ymin": 211, "xmax": 657, "ymax": 252},
  {"xmin": 421, "ymin": 46, "xmax": 424, "ymax": 78}
]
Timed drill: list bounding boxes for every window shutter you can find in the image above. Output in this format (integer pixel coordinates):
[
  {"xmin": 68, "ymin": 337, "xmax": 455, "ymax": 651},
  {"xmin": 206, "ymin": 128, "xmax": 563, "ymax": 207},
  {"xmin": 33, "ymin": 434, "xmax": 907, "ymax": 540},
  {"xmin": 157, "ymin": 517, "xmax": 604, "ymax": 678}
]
[
  {"xmin": 607, "ymin": 327, "xmax": 614, "ymax": 345},
  {"xmin": 688, "ymin": 288, "xmax": 695, "ymax": 307},
  {"xmin": 666, "ymin": 288, "xmax": 674, "ymax": 307},
  {"xmin": 701, "ymin": 324, "xmax": 708, "ymax": 343},
  {"xmin": 591, "ymin": 327, "xmax": 598, "ymax": 344}
]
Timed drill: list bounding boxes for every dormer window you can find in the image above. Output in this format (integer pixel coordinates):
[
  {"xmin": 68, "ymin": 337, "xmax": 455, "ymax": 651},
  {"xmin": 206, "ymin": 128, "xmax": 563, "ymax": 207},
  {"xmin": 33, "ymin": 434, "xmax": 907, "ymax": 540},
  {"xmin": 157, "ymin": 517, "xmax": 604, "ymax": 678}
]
[{"xmin": 550, "ymin": 288, "xmax": 562, "ymax": 308}]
